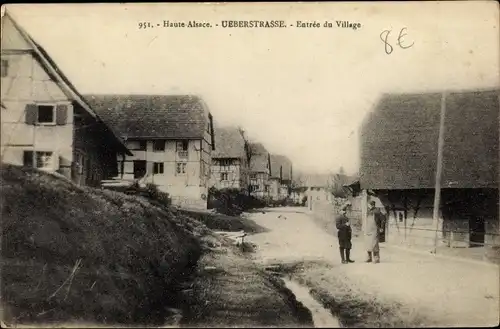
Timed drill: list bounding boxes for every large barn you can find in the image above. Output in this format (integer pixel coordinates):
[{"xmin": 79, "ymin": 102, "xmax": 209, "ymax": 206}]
[{"xmin": 360, "ymin": 89, "xmax": 499, "ymax": 248}]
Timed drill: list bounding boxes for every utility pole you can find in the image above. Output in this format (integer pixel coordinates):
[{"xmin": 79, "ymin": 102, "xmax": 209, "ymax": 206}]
[{"xmin": 432, "ymin": 92, "xmax": 447, "ymax": 254}]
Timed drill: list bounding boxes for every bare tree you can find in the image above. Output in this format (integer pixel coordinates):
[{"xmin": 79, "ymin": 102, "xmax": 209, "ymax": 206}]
[
  {"xmin": 237, "ymin": 126, "xmax": 258, "ymax": 195},
  {"xmin": 326, "ymin": 170, "xmax": 349, "ymax": 199}
]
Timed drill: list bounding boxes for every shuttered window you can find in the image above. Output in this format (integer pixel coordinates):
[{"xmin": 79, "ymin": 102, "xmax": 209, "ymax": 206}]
[{"xmin": 25, "ymin": 104, "xmax": 68, "ymax": 125}]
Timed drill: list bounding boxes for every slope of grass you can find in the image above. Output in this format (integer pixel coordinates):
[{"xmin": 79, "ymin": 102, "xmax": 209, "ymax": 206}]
[{"xmin": 1, "ymin": 165, "xmax": 208, "ymax": 326}]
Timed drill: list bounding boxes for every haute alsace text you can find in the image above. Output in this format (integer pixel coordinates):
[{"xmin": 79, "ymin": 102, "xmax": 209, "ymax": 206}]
[{"xmin": 138, "ymin": 20, "xmax": 361, "ymax": 30}]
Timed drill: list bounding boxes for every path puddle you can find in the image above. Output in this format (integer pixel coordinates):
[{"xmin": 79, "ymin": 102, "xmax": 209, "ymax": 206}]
[{"xmin": 283, "ymin": 279, "xmax": 341, "ymax": 328}]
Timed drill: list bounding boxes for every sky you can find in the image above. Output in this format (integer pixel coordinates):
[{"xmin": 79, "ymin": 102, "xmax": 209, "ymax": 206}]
[{"xmin": 3, "ymin": 2, "xmax": 499, "ymax": 175}]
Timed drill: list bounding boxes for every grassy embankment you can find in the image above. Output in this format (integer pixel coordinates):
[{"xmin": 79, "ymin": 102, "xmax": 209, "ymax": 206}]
[
  {"xmin": 1, "ymin": 164, "xmax": 206, "ymax": 326},
  {"xmin": 1, "ymin": 164, "xmax": 312, "ymax": 328}
]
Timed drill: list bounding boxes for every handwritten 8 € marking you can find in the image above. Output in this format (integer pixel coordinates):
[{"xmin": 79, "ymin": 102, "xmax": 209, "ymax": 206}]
[{"xmin": 380, "ymin": 27, "xmax": 415, "ymax": 54}]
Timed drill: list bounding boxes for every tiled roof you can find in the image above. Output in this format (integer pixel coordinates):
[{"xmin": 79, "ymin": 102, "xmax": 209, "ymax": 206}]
[
  {"xmin": 84, "ymin": 94, "xmax": 210, "ymax": 139},
  {"xmin": 360, "ymin": 89, "xmax": 500, "ymax": 189},
  {"xmin": 300, "ymin": 173, "xmax": 331, "ymax": 188},
  {"xmin": 249, "ymin": 143, "xmax": 269, "ymax": 172},
  {"xmin": 270, "ymin": 154, "xmax": 292, "ymax": 180},
  {"xmin": 212, "ymin": 126, "xmax": 245, "ymax": 159}
]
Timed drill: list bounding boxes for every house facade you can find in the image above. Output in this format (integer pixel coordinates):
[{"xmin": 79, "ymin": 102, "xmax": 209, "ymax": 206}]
[
  {"xmin": 307, "ymin": 186, "xmax": 331, "ymax": 211},
  {"xmin": 360, "ymin": 90, "xmax": 499, "ymax": 248},
  {"xmin": 248, "ymin": 143, "xmax": 271, "ymax": 197},
  {"xmin": 85, "ymin": 94, "xmax": 215, "ymax": 209},
  {"xmin": 209, "ymin": 126, "xmax": 248, "ymax": 190},
  {"xmin": 1, "ymin": 13, "xmax": 130, "ymax": 185}
]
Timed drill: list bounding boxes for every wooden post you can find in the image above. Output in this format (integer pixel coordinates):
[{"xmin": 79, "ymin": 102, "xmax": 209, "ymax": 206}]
[{"xmin": 433, "ymin": 92, "xmax": 447, "ymax": 254}]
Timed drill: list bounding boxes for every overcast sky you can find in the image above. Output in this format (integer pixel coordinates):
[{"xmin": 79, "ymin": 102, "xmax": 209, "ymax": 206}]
[{"xmin": 4, "ymin": 2, "xmax": 499, "ymax": 175}]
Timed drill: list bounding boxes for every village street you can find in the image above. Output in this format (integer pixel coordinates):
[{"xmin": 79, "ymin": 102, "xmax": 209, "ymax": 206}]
[{"xmin": 245, "ymin": 207, "xmax": 500, "ymax": 327}]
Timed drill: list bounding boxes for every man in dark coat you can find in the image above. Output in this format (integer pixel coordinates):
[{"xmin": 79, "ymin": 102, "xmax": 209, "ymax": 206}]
[{"xmin": 336, "ymin": 202, "xmax": 354, "ymax": 264}]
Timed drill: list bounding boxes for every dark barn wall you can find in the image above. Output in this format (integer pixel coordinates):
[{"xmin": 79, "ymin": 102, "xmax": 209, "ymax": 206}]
[
  {"xmin": 375, "ymin": 188, "xmax": 499, "ymax": 247},
  {"xmin": 73, "ymin": 105, "xmax": 120, "ymax": 186}
]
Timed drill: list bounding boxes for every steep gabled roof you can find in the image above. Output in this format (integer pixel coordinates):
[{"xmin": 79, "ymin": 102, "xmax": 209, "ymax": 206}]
[
  {"xmin": 301, "ymin": 173, "xmax": 331, "ymax": 188},
  {"xmin": 360, "ymin": 89, "xmax": 499, "ymax": 189},
  {"xmin": 249, "ymin": 142, "xmax": 269, "ymax": 173},
  {"xmin": 84, "ymin": 94, "xmax": 210, "ymax": 140},
  {"xmin": 269, "ymin": 154, "xmax": 292, "ymax": 180},
  {"xmin": 3, "ymin": 11, "xmax": 131, "ymax": 155},
  {"xmin": 212, "ymin": 126, "xmax": 245, "ymax": 159}
]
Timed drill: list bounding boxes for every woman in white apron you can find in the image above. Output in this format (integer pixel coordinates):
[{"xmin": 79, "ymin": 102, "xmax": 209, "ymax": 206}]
[{"xmin": 365, "ymin": 201, "xmax": 386, "ymax": 263}]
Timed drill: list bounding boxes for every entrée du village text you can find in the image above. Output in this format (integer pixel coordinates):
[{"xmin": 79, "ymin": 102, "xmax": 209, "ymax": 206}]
[{"xmin": 143, "ymin": 20, "xmax": 362, "ymax": 30}]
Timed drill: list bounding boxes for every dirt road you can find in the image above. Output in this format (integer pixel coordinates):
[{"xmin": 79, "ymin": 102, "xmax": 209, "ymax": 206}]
[{"xmin": 246, "ymin": 207, "xmax": 500, "ymax": 327}]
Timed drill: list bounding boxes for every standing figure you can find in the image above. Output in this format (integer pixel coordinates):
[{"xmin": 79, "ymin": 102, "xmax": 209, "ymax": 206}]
[
  {"xmin": 365, "ymin": 200, "xmax": 386, "ymax": 263},
  {"xmin": 335, "ymin": 202, "xmax": 354, "ymax": 264}
]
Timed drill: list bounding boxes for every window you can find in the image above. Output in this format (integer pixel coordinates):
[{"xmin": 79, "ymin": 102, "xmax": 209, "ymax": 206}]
[
  {"xmin": 23, "ymin": 151, "xmax": 54, "ymax": 169},
  {"xmin": 153, "ymin": 140, "xmax": 165, "ymax": 152},
  {"xmin": 250, "ymin": 185, "xmax": 259, "ymax": 192},
  {"xmin": 265, "ymin": 185, "xmax": 269, "ymax": 192},
  {"xmin": 176, "ymin": 162, "xmax": 187, "ymax": 175},
  {"xmin": 176, "ymin": 140, "xmax": 189, "ymax": 158},
  {"xmin": 176, "ymin": 140, "xmax": 189, "ymax": 151},
  {"xmin": 1, "ymin": 60, "xmax": 8, "ymax": 78},
  {"xmin": 250, "ymin": 173, "xmax": 257, "ymax": 179},
  {"xmin": 138, "ymin": 141, "xmax": 147, "ymax": 151},
  {"xmin": 37, "ymin": 105, "xmax": 55, "ymax": 124},
  {"xmin": 36, "ymin": 152, "xmax": 53, "ymax": 168},
  {"xmin": 220, "ymin": 173, "xmax": 228, "ymax": 181},
  {"xmin": 133, "ymin": 160, "xmax": 147, "ymax": 179},
  {"xmin": 153, "ymin": 162, "xmax": 164, "ymax": 174},
  {"xmin": 23, "ymin": 151, "xmax": 34, "ymax": 167},
  {"xmin": 219, "ymin": 159, "xmax": 232, "ymax": 167}
]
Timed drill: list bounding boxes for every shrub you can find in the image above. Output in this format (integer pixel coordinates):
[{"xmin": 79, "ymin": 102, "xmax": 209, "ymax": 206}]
[
  {"xmin": 207, "ymin": 188, "xmax": 269, "ymax": 216},
  {"xmin": 145, "ymin": 183, "xmax": 172, "ymax": 207}
]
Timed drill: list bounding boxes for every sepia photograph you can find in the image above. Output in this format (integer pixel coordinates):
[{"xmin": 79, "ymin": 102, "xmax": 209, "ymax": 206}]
[{"xmin": 1, "ymin": 1, "xmax": 499, "ymax": 328}]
